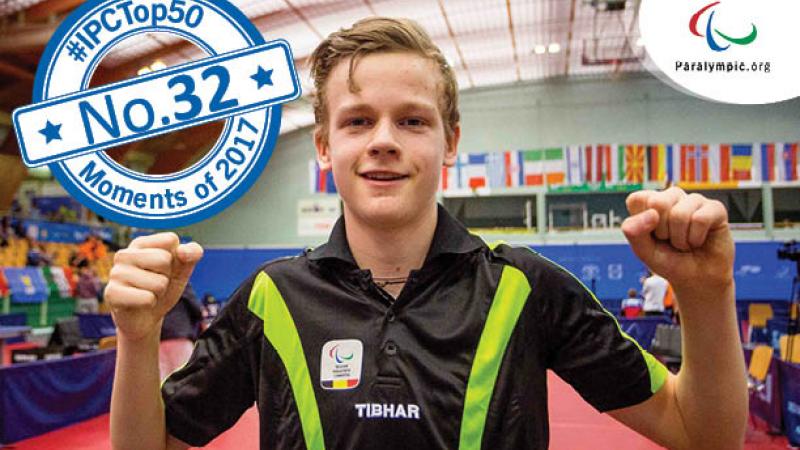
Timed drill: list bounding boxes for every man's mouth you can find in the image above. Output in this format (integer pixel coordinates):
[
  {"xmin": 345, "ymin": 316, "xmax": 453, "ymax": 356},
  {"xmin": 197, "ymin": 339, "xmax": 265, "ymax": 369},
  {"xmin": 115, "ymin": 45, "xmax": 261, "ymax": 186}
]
[{"xmin": 360, "ymin": 171, "xmax": 409, "ymax": 181}]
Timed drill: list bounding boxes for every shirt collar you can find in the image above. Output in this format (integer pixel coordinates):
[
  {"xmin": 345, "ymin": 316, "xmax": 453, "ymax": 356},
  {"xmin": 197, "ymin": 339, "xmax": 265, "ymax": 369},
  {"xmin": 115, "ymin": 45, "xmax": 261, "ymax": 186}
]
[{"xmin": 307, "ymin": 204, "xmax": 485, "ymax": 267}]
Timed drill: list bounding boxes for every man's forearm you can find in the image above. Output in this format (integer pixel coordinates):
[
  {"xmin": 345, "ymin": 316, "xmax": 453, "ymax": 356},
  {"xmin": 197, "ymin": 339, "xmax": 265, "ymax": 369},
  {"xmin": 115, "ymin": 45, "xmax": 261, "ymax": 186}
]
[
  {"xmin": 110, "ymin": 331, "xmax": 169, "ymax": 450},
  {"xmin": 674, "ymin": 282, "xmax": 747, "ymax": 449}
]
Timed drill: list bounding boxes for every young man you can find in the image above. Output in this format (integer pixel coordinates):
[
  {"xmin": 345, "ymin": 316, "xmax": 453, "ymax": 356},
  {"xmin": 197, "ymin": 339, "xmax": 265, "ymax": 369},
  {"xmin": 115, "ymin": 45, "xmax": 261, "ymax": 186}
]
[{"xmin": 106, "ymin": 17, "xmax": 746, "ymax": 450}]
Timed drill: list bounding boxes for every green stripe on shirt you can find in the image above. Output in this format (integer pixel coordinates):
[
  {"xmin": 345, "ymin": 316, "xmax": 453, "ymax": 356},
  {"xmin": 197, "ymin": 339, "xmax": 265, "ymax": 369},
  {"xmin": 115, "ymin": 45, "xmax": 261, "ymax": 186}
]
[
  {"xmin": 248, "ymin": 272, "xmax": 326, "ymax": 450},
  {"xmin": 459, "ymin": 265, "xmax": 531, "ymax": 449}
]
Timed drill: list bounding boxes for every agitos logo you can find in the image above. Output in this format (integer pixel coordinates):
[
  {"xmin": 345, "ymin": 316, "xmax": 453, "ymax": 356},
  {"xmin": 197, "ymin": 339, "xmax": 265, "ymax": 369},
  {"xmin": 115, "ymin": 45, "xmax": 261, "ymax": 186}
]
[
  {"xmin": 689, "ymin": 1, "xmax": 757, "ymax": 52},
  {"xmin": 329, "ymin": 345, "xmax": 354, "ymax": 364}
]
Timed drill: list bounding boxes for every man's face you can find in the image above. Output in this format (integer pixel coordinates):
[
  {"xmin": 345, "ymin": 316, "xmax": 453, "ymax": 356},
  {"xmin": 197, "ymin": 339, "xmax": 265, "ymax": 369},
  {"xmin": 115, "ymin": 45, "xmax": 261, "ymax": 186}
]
[{"xmin": 315, "ymin": 52, "xmax": 459, "ymax": 228}]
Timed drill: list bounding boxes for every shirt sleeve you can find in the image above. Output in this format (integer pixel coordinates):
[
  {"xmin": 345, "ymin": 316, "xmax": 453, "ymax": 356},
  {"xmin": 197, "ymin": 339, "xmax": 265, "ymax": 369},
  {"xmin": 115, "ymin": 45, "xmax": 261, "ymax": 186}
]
[
  {"xmin": 161, "ymin": 266, "xmax": 266, "ymax": 446},
  {"xmin": 535, "ymin": 258, "xmax": 668, "ymax": 412}
]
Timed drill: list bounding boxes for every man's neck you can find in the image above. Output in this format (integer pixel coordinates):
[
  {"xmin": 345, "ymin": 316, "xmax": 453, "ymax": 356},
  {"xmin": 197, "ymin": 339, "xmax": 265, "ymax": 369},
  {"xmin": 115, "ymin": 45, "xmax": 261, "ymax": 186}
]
[{"xmin": 344, "ymin": 205, "xmax": 438, "ymax": 280}]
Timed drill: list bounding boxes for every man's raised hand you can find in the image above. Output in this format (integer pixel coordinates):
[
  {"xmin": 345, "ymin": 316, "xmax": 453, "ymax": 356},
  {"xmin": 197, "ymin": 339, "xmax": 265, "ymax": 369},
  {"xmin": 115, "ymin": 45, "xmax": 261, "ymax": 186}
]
[
  {"xmin": 621, "ymin": 187, "xmax": 735, "ymax": 297},
  {"xmin": 104, "ymin": 232, "xmax": 203, "ymax": 342}
]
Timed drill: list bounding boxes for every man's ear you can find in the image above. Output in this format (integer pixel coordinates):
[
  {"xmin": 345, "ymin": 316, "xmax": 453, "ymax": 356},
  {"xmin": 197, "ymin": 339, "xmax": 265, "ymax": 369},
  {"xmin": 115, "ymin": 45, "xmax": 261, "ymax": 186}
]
[
  {"xmin": 314, "ymin": 127, "xmax": 332, "ymax": 170},
  {"xmin": 443, "ymin": 124, "xmax": 461, "ymax": 167}
]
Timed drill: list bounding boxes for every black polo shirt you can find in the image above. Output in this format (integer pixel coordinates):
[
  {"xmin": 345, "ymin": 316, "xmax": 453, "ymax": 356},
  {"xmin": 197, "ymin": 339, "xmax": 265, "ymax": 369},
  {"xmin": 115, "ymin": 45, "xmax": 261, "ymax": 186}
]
[{"xmin": 162, "ymin": 205, "xmax": 667, "ymax": 449}]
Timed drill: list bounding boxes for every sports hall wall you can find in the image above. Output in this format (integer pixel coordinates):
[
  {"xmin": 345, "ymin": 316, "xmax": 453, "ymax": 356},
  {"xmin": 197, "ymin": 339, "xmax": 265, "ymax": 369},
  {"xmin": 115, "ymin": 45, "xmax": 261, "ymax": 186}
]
[
  {"xmin": 181, "ymin": 74, "xmax": 800, "ymax": 304},
  {"xmin": 183, "ymin": 74, "xmax": 800, "ymax": 246}
]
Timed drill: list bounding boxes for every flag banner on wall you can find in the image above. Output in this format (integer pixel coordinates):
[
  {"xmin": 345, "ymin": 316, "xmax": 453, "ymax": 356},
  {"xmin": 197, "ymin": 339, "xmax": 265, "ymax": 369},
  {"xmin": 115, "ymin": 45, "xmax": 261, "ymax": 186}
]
[
  {"xmin": 624, "ymin": 145, "xmax": 645, "ymax": 183},
  {"xmin": 780, "ymin": 143, "xmax": 799, "ymax": 181},
  {"xmin": 5, "ymin": 267, "xmax": 49, "ymax": 304},
  {"xmin": 307, "ymin": 143, "xmax": 799, "ymax": 195},
  {"xmin": 0, "ymin": 268, "xmax": 8, "ymax": 297},
  {"xmin": 309, "ymin": 160, "xmax": 337, "ymax": 194},
  {"xmin": 731, "ymin": 144, "xmax": 754, "ymax": 182},
  {"xmin": 566, "ymin": 146, "xmax": 584, "ymax": 185},
  {"xmin": 47, "ymin": 266, "xmax": 73, "ymax": 298}
]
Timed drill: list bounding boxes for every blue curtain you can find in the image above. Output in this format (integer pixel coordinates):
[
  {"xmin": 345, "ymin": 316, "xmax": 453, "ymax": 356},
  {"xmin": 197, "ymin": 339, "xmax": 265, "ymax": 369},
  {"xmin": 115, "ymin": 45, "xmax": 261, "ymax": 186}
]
[{"xmin": 0, "ymin": 350, "xmax": 115, "ymax": 444}]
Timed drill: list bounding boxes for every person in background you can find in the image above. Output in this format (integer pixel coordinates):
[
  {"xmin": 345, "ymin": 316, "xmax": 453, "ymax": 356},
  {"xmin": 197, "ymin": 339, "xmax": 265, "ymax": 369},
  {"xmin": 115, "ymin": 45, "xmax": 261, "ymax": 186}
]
[
  {"xmin": 663, "ymin": 282, "xmax": 676, "ymax": 319},
  {"xmin": 200, "ymin": 293, "xmax": 220, "ymax": 331},
  {"xmin": 620, "ymin": 288, "xmax": 643, "ymax": 318},
  {"xmin": 0, "ymin": 216, "xmax": 11, "ymax": 248},
  {"xmin": 159, "ymin": 283, "xmax": 204, "ymax": 380},
  {"xmin": 0, "ymin": 216, "xmax": 18, "ymax": 247},
  {"xmin": 26, "ymin": 239, "xmax": 53, "ymax": 267},
  {"xmin": 78, "ymin": 234, "xmax": 108, "ymax": 263},
  {"xmin": 75, "ymin": 265, "xmax": 102, "ymax": 313},
  {"xmin": 642, "ymin": 270, "xmax": 668, "ymax": 316}
]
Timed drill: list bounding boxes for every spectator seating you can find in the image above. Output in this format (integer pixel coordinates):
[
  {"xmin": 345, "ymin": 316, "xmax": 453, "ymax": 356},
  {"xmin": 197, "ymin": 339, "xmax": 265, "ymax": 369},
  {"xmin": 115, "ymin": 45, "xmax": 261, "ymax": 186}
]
[
  {"xmin": 779, "ymin": 334, "xmax": 800, "ymax": 363},
  {"xmin": 747, "ymin": 344, "xmax": 774, "ymax": 391},
  {"xmin": 748, "ymin": 303, "xmax": 774, "ymax": 343}
]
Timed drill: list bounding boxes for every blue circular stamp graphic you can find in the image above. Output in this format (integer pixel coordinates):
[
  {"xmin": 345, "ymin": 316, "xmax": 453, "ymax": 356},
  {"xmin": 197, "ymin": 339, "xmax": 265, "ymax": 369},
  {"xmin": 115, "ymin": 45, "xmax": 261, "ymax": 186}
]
[{"xmin": 12, "ymin": 0, "xmax": 301, "ymax": 228}]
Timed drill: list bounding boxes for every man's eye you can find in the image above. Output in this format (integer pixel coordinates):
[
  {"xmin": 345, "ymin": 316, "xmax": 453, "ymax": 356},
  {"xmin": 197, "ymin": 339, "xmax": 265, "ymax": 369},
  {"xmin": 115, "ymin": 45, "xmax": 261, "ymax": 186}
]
[
  {"xmin": 400, "ymin": 118, "xmax": 425, "ymax": 127},
  {"xmin": 347, "ymin": 118, "xmax": 370, "ymax": 127}
]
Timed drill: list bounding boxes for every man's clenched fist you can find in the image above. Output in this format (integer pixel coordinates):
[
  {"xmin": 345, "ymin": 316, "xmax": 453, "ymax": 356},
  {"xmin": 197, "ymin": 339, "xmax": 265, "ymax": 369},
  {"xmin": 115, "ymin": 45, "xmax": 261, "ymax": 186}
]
[
  {"xmin": 104, "ymin": 232, "xmax": 203, "ymax": 342},
  {"xmin": 621, "ymin": 186, "xmax": 735, "ymax": 298}
]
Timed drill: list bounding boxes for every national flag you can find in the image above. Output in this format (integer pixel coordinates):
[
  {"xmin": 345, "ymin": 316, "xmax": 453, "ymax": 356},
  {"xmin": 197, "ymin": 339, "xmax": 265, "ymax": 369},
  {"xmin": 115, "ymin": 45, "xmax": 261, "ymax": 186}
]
[
  {"xmin": 566, "ymin": 145, "xmax": 584, "ymax": 185},
  {"xmin": 761, "ymin": 143, "xmax": 776, "ymax": 182},
  {"xmin": 685, "ymin": 144, "xmax": 710, "ymax": 182},
  {"xmin": 751, "ymin": 143, "xmax": 763, "ymax": 183},
  {"xmin": 309, "ymin": 160, "xmax": 337, "ymax": 194},
  {"xmin": 457, "ymin": 153, "xmax": 467, "ymax": 189},
  {"xmin": 486, "ymin": 152, "xmax": 507, "ymax": 188},
  {"xmin": 719, "ymin": 144, "xmax": 732, "ymax": 182},
  {"xmin": 584, "ymin": 144, "xmax": 613, "ymax": 183},
  {"xmin": 5, "ymin": 267, "xmax": 48, "ymax": 304},
  {"xmin": 731, "ymin": 144, "xmax": 753, "ymax": 181},
  {"xmin": 708, "ymin": 144, "xmax": 721, "ymax": 183},
  {"xmin": 780, "ymin": 143, "xmax": 798, "ymax": 181},
  {"xmin": 680, "ymin": 144, "xmax": 709, "ymax": 183},
  {"xmin": 543, "ymin": 148, "xmax": 566, "ymax": 185},
  {"xmin": 522, "ymin": 150, "xmax": 544, "ymax": 186},
  {"xmin": 465, "ymin": 153, "xmax": 487, "ymax": 189},
  {"xmin": 624, "ymin": 145, "xmax": 645, "ymax": 183},
  {"xmin": 0, "ymin": 268, "xmax": 8, "ymax": 297},
  {"xmin": 583, "ymin": 145, "xmax": 595, "ymax": 183},
  {"xmin": 646, "ymin": 144, "xmax": 668, "ymax": 183},
  {"xmin": 62, "ymin": 266, "xmax": 77, "ymax": 293},
  {"xmin": 669, "ymin": 144, "xmax": 680, "ymax": 184},
  {"xmin": 504, "ymin": 151, "xmax": 522, "ymax": 187}
]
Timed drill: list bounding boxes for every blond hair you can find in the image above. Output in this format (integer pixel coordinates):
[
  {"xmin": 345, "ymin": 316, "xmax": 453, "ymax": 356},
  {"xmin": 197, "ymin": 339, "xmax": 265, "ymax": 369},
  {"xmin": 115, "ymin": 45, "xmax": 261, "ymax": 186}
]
[{"xmin": 309, "ymin": 17, "xmax": 459, "ymax": 144}]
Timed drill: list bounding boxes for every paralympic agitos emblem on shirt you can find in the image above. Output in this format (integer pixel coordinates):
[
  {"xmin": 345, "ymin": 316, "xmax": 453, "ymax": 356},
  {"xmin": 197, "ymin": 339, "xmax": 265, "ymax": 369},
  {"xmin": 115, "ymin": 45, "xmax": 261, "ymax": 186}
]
[
  {"xmin": 321, "ymin": 339, "xmax": 363, "ymax": 390},
  {"xmin": 12, "ymin": 0, "xmax": 301, "ymax": 228}
]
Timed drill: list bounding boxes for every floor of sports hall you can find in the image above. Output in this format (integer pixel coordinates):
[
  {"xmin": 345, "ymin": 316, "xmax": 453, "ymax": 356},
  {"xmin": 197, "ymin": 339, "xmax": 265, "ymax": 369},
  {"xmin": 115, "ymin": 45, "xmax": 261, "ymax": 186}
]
[{"xmin": 6, "ymin": 372, "xmax": 790, "ymax": 450}]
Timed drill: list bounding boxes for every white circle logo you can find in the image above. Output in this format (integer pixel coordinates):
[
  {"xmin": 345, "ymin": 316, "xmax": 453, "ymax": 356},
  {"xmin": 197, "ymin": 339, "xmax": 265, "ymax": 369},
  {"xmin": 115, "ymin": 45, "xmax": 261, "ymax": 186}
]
[
  {"xmin": 639, "ymin": 0, "xmax": 800, "ymax": 104},
  {"xmin": 12, "ymin": 0, "xmax": 300, "ymax": 228}
]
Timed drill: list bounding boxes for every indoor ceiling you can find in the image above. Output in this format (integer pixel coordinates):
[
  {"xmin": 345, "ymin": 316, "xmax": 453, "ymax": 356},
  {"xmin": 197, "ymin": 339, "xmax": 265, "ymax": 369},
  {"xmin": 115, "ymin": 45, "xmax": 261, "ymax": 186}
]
[{"xmin": 0, "ymin": 0, "xmax": 646, "ymax": 173}]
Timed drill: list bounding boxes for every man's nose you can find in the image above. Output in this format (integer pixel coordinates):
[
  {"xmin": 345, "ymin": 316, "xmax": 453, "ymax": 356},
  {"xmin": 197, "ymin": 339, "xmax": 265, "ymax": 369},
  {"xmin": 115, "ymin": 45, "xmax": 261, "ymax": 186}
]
[{"xmin": 367, "ymin": 119, "xmax": 399, "ymax": 157}]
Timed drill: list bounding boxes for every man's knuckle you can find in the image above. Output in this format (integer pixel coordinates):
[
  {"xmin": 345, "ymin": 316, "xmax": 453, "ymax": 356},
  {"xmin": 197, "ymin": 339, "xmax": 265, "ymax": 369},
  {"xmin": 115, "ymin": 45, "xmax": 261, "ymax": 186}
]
[
  {"xmin": 145, "ymin": 291, "xmax": 158, "ymax": 307},
  {"xmin": 687, "ymin": 193, "xmax": 705, "ymax": 202},
  {"xmin": 154, "ymin": 274, "xmax": 170, "ymax": 295},
  {"xmin": 669, "ymin": 208, "xmax": 690, "ymax": 225}
]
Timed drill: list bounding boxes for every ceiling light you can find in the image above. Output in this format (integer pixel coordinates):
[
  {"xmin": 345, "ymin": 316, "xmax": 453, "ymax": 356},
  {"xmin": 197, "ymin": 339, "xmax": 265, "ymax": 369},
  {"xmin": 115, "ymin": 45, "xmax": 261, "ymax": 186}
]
[
  {"xmin": 534, "ymin": 45, "xmax": 546, "ymax": 55},
  {"xmin": 137, "ymin": 67, "xmax": 151, "ymax": 76},
  {"xmin": 548, "ymin": 43, "xmax": 561, "ymax": 54},
  {"xmin": 150, "ymin": 60, "xmax": 167, "ymax": 71}
]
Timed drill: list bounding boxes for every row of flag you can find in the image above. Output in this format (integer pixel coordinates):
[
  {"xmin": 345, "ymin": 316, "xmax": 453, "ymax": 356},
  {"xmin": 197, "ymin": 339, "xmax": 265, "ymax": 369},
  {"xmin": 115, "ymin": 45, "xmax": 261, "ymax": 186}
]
[
  {"xmin": 440, "ymin": 142, "xmax": 800, "ymax": 191},
  {"xmin": 309, "ymin": 143, "xmax": 800, "ymax": 194},
  {"xmin": 0, "ymin": 266, "xmax": 73, "ymax": 303}
]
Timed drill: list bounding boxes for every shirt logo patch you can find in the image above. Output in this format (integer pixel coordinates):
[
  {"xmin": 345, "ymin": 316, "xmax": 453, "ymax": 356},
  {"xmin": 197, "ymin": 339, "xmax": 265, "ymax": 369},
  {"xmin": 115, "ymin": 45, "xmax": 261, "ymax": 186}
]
[{"xmin": 320, "ymin": 339, "xmax": 363, "ymax": 390}]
